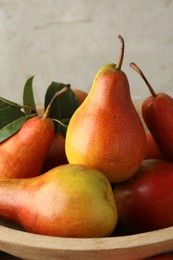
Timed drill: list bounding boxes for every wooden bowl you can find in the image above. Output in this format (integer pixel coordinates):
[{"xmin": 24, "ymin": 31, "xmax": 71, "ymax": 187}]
[
  {"xmin": 0, "ymin": 219, "xmax": 173, "ymax": 260},
  {"xmin": 0, "ymin": 101, "xmax": 171, "ymax": 259}
]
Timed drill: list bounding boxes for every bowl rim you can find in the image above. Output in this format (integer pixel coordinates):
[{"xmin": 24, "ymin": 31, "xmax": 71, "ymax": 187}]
[{"xmin": 0, "ymin": 222, "xmax": 173, "ymax": 251}]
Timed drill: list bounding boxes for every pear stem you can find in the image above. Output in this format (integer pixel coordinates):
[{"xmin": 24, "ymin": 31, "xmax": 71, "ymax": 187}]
[
  {"xmin": 43, "ymin": 84, "xmax": 71, "ymax": 118},
  {"xmin": 116, "ymin": 35, "xmax": 125, "ymax": 70},
  {"xmin": 130, "ymin": 62, "xmax": 157, "ymax": 97}
]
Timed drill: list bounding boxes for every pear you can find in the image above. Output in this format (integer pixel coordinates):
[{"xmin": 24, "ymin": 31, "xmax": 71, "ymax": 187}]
[
  {"xmin": 0, "ymin": 164, "xmax": 118, "ymax": 238},
  {"xmin": 73, "ymin": 88, "xmax": 88, "ymax": 105},
  {"xmin": 43, "ymin": 131, "xmax": 68, "ymax": 172},
  {"xmin": 65, "ymin": 36, "xmax": 146, "ymax": 183},
  {"xmin": 114, "ymin": 159, "xmax": 173, "ymax": 233},
  {"xmin": 130, "ymin": 62, "xmax": 173, "ymax": 162},
  {"xmin": 0, "ymin": 86, "xmax": 69, "ymax": 178},
  {"xmin": 145, "ymin": 130, "xmax": 164, "ymax": 160}
]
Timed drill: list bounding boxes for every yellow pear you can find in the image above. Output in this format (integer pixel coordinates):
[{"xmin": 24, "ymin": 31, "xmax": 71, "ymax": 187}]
[{"xmin": 0, "ymin": 164, "xmax": 117, "ymax": 238}]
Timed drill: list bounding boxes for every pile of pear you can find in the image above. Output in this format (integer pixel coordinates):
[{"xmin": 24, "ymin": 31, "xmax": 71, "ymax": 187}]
[{"xmin": 0, "ymin": 35, "xmax": 173, "ymax": 238}]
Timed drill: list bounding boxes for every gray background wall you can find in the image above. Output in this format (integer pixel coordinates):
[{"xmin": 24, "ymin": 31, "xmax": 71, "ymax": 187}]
[{"xmin": 0, "ymin": 0, "xmax": 173, "ymax": 105}]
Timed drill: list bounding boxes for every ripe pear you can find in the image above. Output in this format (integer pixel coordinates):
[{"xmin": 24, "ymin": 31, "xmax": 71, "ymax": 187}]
[
  {"xmin": 0, "ymin": 116, "xmax": 55, "ymax": 178},
  {"xmin": 145, "ymin": 130, "xmax": 164, "ymax": 160},
  {"xmin": 130, "ymin": 63, "xmax": 173, "ymax": 162},
  {"xmin": 43, "ymin": 131, "xmax": 68, "ymax": 172},
  {"xmin": 0, "ymin": 86, "xmax": 69, "ymax": 178},
  {"xmin": 0, "ymin": 164, "xmax": 118, "ymax": 238},
  {"xmin": 73, "ymin": 88, "xmax": 88, "ymax": 105},
  {"xmin": 114, "ymin": 159, "xmax": 173, "ymax": 233},
  {"xmin": 65, "ymin": 36, "xmax": 146, "ymax": 183}
]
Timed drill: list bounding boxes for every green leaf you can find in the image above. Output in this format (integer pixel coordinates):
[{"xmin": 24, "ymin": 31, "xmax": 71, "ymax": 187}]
[
  {"xmin": 44, "ymin": 82, "xmax": 79, "ymax": 121},
  {"xmin": 0, "ymin": 106, "xmax": 25, "ymax": 129},
  {"xmin": 0, "ymin": 114, "xmax": 35, "ymax": 143},
  {"xmin": 44, "ymin": 82, "xmax": 79, "ymax": 137},
  {"xmin": 23, "ymin": 76, "xmax": 37, "ymax": 115},
  {"xmin": 0, "ymin": 96, "xmax": 21, "ymax": 109}
]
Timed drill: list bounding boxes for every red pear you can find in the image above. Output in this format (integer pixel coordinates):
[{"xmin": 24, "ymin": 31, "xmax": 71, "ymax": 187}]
[
  {"xmin": 43, "ymin": 131, "xmax": 68, "ymax": 172},
  {"xmin": 0, "ymin": 86, "xmax": 69, "ymax": 178},
  {"xmin": 73, "ymin": 88, "xmax": 88, "ymax": 105},
  {"xmin": 145, "ymin": 130, "xmax": 164, "ymax": 159},
  {"xmin": 114, "ymin": 159, "xmax": 173, "ymax": 233},
  {"xmin": 0, "ymin": 116, "xmax": 55, "ymax": 178},
  {"xmin": 130, "ymin": 62, "xmax": 173, "ymax": 162}
]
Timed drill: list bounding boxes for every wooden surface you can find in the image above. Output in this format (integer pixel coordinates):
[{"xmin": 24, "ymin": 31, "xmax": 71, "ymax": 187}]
[{"xmin": 0, "ymin": 220, "xmax": 172, "ymax": 260}]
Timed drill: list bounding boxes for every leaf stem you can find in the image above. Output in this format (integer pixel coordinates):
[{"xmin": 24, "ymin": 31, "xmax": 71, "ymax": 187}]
[
  {"xmin": 116, "ymin": 35, "xmax": 125, "ymax": 70},
  {"xmin": 130, "ymin": 62, "xmax": 157, "ymax": 97},
  {"xmin": 43, "ymin": 84, "xmax": 71, "ymax": 118}
]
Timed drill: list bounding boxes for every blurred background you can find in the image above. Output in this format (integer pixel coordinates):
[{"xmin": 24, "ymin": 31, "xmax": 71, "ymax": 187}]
[{"xmin": 0, "ymin": 0, "xmax": 173, "ymax": 105}]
